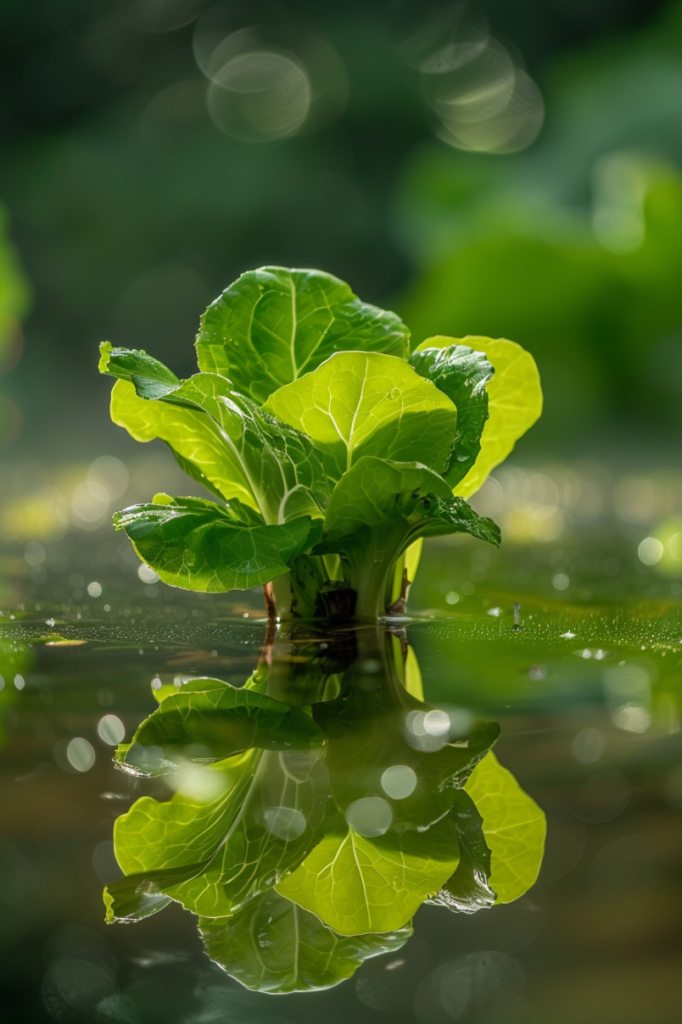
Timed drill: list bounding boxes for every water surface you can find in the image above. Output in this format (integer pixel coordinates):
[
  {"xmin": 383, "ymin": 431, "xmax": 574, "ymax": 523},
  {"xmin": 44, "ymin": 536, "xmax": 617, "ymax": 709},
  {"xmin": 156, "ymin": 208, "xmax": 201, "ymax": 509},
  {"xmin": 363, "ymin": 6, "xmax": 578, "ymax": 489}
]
[{"xmin": 2, "ymin": 533, "xmax": 682, "ymax": 1024}]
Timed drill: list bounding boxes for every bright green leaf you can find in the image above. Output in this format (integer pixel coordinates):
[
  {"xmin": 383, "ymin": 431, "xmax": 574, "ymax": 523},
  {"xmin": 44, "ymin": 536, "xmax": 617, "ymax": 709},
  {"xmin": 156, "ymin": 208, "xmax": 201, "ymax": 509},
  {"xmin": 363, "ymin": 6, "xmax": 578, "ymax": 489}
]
[
  {"xmin": 275, "ymin": 814, "xmax": 460, "ymax": 935},
  {"xmin": 110, "ymin": 378, "xmax": 255, "ymax": 508},
  {"xmin": 465, "ymin": 751, "xmax": 546, "ymax": 904},
  {"xmin": 264, "ymin": 352, "xmax": 458, "ymax": 480},
  {"xmin": 199, "ymin": 890, "xmax": 412, "ymax": 994},
  {"xmin": 195, "ymin": 266, "xmax": 411, "ymax": 403},
  {"xmin": 113, "ymin": 498, "xmax": 321, "ymax": 592},
  {"xmin": 114, "ymin": 747, "xmax": 334, "ymax": 918},
  {"xmin": 415, "ymin": 336, "xmax": 542, "ymax": 498}
]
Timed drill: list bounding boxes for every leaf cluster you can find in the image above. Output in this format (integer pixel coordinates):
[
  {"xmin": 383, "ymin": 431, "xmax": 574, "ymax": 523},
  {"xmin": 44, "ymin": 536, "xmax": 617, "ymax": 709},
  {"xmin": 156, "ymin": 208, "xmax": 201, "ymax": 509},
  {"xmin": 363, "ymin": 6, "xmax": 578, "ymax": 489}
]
[
  {"xmin": 104, "ymin": 640, "xmax": 545, "ymax": 994},
  {"xmin": 99, "ymin": 266, "xmax": 542, "ymax": 619}
]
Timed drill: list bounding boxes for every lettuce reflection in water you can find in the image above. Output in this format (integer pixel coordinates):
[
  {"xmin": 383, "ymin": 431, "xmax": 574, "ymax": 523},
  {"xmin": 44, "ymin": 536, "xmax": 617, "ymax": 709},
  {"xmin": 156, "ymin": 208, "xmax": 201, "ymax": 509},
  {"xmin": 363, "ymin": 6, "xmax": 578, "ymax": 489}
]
[
  {"xmin": 98, "ymin": 266, "xmax": 542, "ymax": 622},
  {"xmin": 104, "ymin": 626, "xmax": 546, "ymax": 995}
]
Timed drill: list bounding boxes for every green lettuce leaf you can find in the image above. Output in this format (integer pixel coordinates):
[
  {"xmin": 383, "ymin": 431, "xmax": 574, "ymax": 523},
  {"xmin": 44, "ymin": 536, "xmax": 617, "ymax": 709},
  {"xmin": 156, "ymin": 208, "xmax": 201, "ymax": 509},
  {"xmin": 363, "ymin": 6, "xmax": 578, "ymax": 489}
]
[
  {"xmin": 199, "ymin": 890, "xmax": 412, "ymax": 994},
  {"xmin": 113, "ymin": 746, "xmax": 335, "ymax": 918},
  {"xmin": 414, "ymin": 336, "xmax": 542, "ymax": 498},
  {"xmin": 264, "ymin": 352, "xmax": 458, "ymax": 481},
  {"xmin": 113, "ymin": 497, "xmax": 321, "ymax": 592},
  {"xmin": 104, "ymin": 862, "xmax": 201, "ymax": 923},
  {"xmin": 464, "ymin": 751, "xmax": 546, "ymax": 904},
  {"xmin": 409, "ymin": 344, "xmax": 493, "ymax": 487},
  {"xmin": 195, "ymin": 266, "xmax": 411, "ymax": 403},
  {"xmin": 116, "ymin": 685, "xmax": 323, "ymax": 775},
  {"xmin": 101, "ymin": 345, "xmax": 330, "ymax": 523},
  {"xmin": 275, "ymin": 814, "xmax": 460, "ymax": 935}
]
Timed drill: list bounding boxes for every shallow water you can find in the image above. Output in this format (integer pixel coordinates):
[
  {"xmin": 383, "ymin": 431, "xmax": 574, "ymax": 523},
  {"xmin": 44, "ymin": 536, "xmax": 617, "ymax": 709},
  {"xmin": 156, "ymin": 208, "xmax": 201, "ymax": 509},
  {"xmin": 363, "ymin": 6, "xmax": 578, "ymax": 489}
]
[{"xmin": 2, "ymin": 532, "xmax": 682, "ymax": 1024}]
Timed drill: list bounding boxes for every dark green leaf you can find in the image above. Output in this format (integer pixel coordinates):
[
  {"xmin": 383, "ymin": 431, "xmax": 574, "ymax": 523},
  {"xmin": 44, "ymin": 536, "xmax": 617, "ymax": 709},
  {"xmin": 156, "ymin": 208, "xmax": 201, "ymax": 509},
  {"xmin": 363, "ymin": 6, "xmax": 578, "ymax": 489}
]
[
  {"xmin": 428, "ymin": 790, "xmax": 496, "ymax": 914},
  {"xmin": 195, "ymin": 267, "xmax": 411, "ymax": 403},
  {"xmin": 409, "ymin": 344, "xmax": 493, "ymax": 487},
  {"xmin": 99, "ymin": 341, "xmax": 180, "ymax": 398},
  {"xmin": 199, "ymin": 890, "xmax": 412, "ymax": 993},
  {"xmin": 314, "ymin": 457, "xmax": 499, "ymax": 618},
  {"xmin": 312, "ymin": 664, "xmax": 500, "ymax": 832},
  {"xmin": 116, "ymin": 685, "xmax": 323, "ymax": 775},
  {"xmin": 113, "ymin": 498, "xmax": 322, "ymax": 592},
  {"xmin": 414, "ymin": 336, "xmax": 542, "ymax": 499},
  {"xmin": 104, "ymin": 862, "xmax": 204, "ymax": 923}
]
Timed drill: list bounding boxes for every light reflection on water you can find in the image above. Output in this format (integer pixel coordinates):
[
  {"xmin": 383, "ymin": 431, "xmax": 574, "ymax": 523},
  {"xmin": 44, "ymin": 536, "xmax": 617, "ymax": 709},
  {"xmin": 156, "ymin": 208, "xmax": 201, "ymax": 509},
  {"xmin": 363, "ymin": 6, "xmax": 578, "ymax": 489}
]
[{"xmin": 1, "ymin": 533, "xmax": 682, "ymax": 1023}]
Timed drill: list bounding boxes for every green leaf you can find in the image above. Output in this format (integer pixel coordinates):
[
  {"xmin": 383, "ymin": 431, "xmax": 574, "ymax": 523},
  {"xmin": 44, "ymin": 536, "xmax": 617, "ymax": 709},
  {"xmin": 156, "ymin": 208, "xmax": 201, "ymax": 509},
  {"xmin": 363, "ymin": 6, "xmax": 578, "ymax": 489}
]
[
  {"xmin": 428, "ymin": 789, "xmax": 496, "ymax": 914},
  {"xmin": 314, "ymin": 457, "xmax": 500, "ymax": 618},
  {"xmin": 275, "ymin": 814, "xmax": 460, "ymax": 935},
  {"xmin": 116, "ymin": 685, "xmax": 323, "ymax": 775},
  {"xmin": 99, "ymin": 342, "xmax": 181, "ymax": 398},
  {"xmin": 113, "ymin": 747, "xmax": 335, "ymax": 918},
  {"xmin": 109, "ymin": 378, "xmax": 254, "ymax": 507},
  {"xmin": 414, "ymin": 336, "xmax": 542, "ymax": 498},
  {"xmin": 409, "ymin": 344, "xmax": 493, "ymax": 487},
  {"xmin": 113, "ymin": 498, "xmax": 321, "ymax": 592},
  {"xmin": 195, "ymin": 266, "xmax": 411, "ymax": 403},
  {"xmin": 199, "ymin": 890, "xmax": 412, "ymax": 994},
  {"xmin": 464, "ymin": 751, "xmax": 546, "ymax": 904},
  {"xmin": 320, "ymin": 457, "xmax": 501, "ymax": 547},
  {"xmin": 103, "ymin": 355, "xmax": 330, "ymax": 523},
  {"xmin": 104, "ymin": 863, "xmax": 201, "ymax": 923},
  {"xmin": 264, "ymin": 352, "xmax": 458, "ymax": 481}
]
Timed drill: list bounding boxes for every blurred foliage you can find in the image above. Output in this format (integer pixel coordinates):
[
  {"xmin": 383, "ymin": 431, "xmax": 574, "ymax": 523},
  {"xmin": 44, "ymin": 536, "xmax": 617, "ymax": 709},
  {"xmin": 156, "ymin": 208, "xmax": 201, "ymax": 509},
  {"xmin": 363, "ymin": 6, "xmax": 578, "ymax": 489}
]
[
  {"xmin": 0, "ymin": 205, "xmax": 29, "ymax": 356},
  {"xmin": 0, "ymin": 204, "xmax": 30, "ymax": 447},
  {"xmin": 0, "ymin": 0, "xmax": 669, "ymax": 461},
  {"xmin": 397, "ymin": 3, "xmax": 682, "ymax": 454}
]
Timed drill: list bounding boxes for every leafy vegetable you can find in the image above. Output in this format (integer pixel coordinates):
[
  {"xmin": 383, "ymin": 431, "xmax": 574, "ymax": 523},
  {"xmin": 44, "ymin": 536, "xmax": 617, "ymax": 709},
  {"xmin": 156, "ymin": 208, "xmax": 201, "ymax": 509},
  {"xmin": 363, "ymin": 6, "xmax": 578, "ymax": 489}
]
[
  {"xmin": 199, "ymin": 890, "xmax": 412, "ymax": 994},
  {"xmin": 464, "ymin": 750, "xmax": 546, "ymax": 903},
  {"xmin": 111, "ymin": 746, "xmax": 334, "ymax": 919},
  {"xmin": 100, "ymin": 266, "xmax": 541, "ymax": 619},
  {"xmin": 195, "ymin": 267, "xmax": 410, "ymax": 403}
]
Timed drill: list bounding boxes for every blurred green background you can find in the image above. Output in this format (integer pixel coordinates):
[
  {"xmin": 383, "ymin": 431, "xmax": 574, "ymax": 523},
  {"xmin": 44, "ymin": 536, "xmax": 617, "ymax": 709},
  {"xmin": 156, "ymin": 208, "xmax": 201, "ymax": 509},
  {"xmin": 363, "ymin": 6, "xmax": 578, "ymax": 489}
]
[{"xmin": 4, "ymin": 0, "xmax": 682, "ymax": 565}]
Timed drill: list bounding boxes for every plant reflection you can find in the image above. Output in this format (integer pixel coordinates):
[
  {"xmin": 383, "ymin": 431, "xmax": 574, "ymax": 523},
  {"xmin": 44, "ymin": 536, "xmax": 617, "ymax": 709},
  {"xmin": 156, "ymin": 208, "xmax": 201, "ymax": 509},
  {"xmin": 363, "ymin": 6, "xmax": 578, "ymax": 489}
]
[{"xmin": 104, "ymin": 625, "xmax": 545, "ymax": 994}]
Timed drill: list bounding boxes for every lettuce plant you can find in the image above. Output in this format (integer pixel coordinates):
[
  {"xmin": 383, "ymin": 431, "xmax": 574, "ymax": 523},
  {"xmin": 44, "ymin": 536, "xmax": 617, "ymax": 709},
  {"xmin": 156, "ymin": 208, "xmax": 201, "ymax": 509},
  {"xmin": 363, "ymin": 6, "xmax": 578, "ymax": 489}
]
[
  {"xmin": 99, "ymin": 267, "xmax": 541, "ymax": 620},
  {"xmin": 103, "ymin": 629, "xmax": 546, "ymax": 993}
]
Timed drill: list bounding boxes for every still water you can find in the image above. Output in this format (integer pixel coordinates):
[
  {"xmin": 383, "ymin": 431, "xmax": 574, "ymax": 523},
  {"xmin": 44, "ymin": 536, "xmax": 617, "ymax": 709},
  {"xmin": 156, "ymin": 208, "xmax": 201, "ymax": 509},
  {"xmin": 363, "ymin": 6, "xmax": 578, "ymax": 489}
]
[{"xmin": 2, "ymin": 532, "xmax": 682, "ymax": 1024}]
